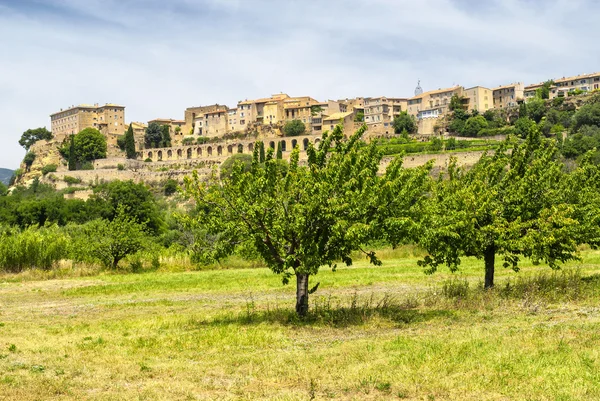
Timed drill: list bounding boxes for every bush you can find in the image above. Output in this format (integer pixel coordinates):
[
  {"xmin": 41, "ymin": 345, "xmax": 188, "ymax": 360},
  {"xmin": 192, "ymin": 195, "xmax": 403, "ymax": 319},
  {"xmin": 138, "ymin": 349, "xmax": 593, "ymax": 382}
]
[
  {"xmin": 182, "ymin": 137, "xmax": 195, "ymax": 145},
  {"xmin": 476, "ymin": 127, "xmax": 516, "ymax": 137},
  {"xmin": 0, "ymin": 225, "xmax": 70, "ymax": 273},
  {"xmin": 117, "ymin": 135, "xmax": 126, "ymax": 151},
  {"xmin": 144, "ymin": 158, "xmax": 152, "ymax": 163},
  {"xmin": 164, "ymin": 179, "xmax": 178, "ymax": 196},
  {"xmin": 23, "ymin": 152, "xmax": 36, "ymax": 170},
  {"xmin": 81, "ymin": 162, "xmax": 94, "ymax": 170},
  {"xmin": 282, "ymin": 120, "xmax": 306, "ymax": 137},
  {"xmin": 74, "ymin": 128, "xmax": 107, "ymax": 162},
  {"xmin": 220, "ymin": 153, "xmax": 253, "ymax": 179},
  {"xmin": 63, "ymin": 176, "xmax": 82, "ymax": 185},
  {"xmin": 117, "ymin": 164, "xmax": 125, "ymax": 171},
  {"xmin": 41, "ymin": 164, "xmax": 57, "ymax": 175},
  {"xmin": 463, "ymin": 115, "xmax": 489, "ymax": 137}
]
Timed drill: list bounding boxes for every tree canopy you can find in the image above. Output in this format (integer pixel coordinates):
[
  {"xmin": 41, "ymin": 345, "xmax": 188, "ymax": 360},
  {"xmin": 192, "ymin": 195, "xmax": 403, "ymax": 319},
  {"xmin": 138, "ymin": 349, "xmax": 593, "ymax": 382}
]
[
  {"xmin": 282, "ymin": 120, "xmax": 306, "ymax": 137},
  {"xmin": 125, "ymin": 124, "xmax": 136, "ymax": 159},
  {"xmin": 417, "ymin": 127, "xmax": 585, "ymax": 288},
  {"xmin": 19, "ymin": 127, "xmax": 53, "ymax": 150},
  {"xmin": 145, "ymin": 122, "xmax": 163, "ymax": 148},
  {"xmin": 182, "ymin": 124, "xmax": 431, "ymax": 315},
  {"xmin": 73, "ymin": 128, "xmax": 107, "ymax": 162},
  {"xmin": 392, "ymin": 111, "xmax": 417, "ymax": 135}
]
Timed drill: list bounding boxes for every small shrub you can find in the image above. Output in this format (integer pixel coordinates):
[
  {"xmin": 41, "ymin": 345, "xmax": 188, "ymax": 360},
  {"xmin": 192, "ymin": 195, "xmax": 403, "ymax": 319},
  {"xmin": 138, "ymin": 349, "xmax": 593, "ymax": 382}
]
[
  {"xmin": 41, "ymin": 164, "xmax": 57, "ymax": 175},
  {"xmin": 117, "ymin": 164, "xmax": 125, "ymax": 171},
  {"xmin": 81, "ymin": 162, "xmax": 94, "ymax": 170},
  {"xmin": 63, "ymin": 176, "xmax": 82, "ymax": 185},
  {"xmin": 144, "ymin": 158, "xmax": 152, "ymax": 163}
]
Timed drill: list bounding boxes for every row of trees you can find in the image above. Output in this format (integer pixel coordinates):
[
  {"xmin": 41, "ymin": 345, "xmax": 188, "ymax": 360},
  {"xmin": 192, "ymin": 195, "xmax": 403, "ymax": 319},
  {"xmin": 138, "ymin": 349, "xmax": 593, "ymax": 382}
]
[{"xmin": 183, "ymin": 123, "xmax": 600, "ymax": 316}]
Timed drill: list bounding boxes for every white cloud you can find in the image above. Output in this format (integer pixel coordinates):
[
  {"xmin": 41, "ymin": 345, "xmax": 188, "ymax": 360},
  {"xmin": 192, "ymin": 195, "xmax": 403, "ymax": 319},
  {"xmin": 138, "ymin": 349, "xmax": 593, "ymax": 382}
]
[{"xmin": 0, "ymin": 0, "xmax": 598, "ymax": 168}]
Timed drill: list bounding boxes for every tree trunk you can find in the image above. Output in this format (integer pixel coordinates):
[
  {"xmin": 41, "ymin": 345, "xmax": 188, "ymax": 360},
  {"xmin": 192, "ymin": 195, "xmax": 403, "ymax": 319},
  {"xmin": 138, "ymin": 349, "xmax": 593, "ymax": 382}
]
[
  {"xmin": 295, "ymin": 273, "xmax": 309, "ymax": 316},
  {"xmin": 484, "ymin": 245, "xmax": 495, "ymax": 289}
]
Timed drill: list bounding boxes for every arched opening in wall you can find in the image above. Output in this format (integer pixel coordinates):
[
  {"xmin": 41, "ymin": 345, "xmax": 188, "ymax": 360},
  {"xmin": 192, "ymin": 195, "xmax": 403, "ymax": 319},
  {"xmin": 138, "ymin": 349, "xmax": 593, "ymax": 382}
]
[
  {"xmin": 167, "ymin": 149, "xmax": 173, "ymax": 159},
  {"xmin": 269, "ymin": 141, "xmax": 275, "ymax": 149},
  {"xmin": 291, "ymin": 139, "xmax": 297, "ymax": 149},
  {"xmin": 227, "ymin": 145, "xmax": 233, "ymax": 154},
  {"xmin": 207, "ymin": 146, "xmax": 213, "ymax": 156},
  {"xmin": 157, "ymin": 151, "xmax": 163, "ymax": 161},
  {"xmin": 217, "ymin": 146, "xmax": 223, "ymax": 156},
  {"xmin": 177, "ymin": 149, "xmax": 182, "ymax": 158},
  {"xmin": 280, "ymin": 140, "xmax": 287, "ymax": 152},
  {"xmin": 238, "ymin": 144, "xmax": 243, "ymax": 153},
  {"xmin": 147, "ymin": 152, "xmax": 153, "ymax": 159},
  {"xmin": 314, "ymin": 138, "xmax": 321, "ymax": 147},
  {"xmin": 187, "ymin": 148, "xmax": 192, "ymax": 159},
  {"xmin": 197, "ymin": 147, "xmax": 202, "ymax": 157},
  {"xmin": 303, "ymin": 138, "xmax": 309, "ymax": 150},
  {"xmin": 248, "ymin": 143, "xmax": 254, "ymax": 152}
]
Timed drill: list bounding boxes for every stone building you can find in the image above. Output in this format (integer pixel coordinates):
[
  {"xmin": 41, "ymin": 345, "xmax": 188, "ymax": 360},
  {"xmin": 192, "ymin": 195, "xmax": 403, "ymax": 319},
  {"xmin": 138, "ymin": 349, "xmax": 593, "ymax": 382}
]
[
  {"xmin": 492, "ymin": 83, "xmax": 524, "ymax": 108},
  {"xmin": 50, "ymin": 103, "xmax": 125, "ymax": 144},
  {"xmin": 363, "ymin": 97, "xmax": 408, "ymax": 133},
  {"xmin": 407, "ymin": 85, "xmax": 463, "ymax": 135},
  {"xmin": 463, "ymin": 86, "xmax": 492, "ymax": 112},
  {"xmin": 184, "ymin": 104, "xmax": 229, "ymax": 135},
  {"xmin": 322, "ymin": 111, "xmax": 355, "ymax": 134},
  {"xmin": 550, "ymin": 72, "xmax": 600, "ymax": 98}
]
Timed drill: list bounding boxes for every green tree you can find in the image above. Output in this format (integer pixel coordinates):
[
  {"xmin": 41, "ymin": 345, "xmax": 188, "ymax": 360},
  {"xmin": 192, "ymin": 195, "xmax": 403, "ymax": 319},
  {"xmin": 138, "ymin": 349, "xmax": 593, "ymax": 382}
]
[
  {"xmin": 519, "ymin": 102, "xmax": 528, "ymax": 119},
  {"xmin": 68, "ymin": 135, "xmax": 76, "ymax": 171},
  {"xmin": 0, "ymin": 182, "xmax": 7, "ymax": 196},
  {"xmin": 283, "ymin": 120, "xmax": 306, "ymax": 136},
  {"xmin": 526, "ymin": 97, "xmax": 547, "ymax": 123},
  {"xmin": 354, "ymin": 110, "xmax": 365, "ymax": 122},
  {"xmin": 515, "ymin": 117, "xmax": 537, "ymax": 138},
  {"xmin": 19, "ymin": 127, "xmax": 53, "ymax": 150},
  {"xmin": 463, "ymin": 115, "xmax": 489, "ymax": 137},
  {"xmin": 145, "ymin": 122, "xmax": 163, "ymax": 148},
  {"xmin": 164, "ymin": 179, "xmax": 179, "ymax": 196},
  {"xmin": 417, "ymin": 127, "xmax": 582, "ymax": 288},
  {"xmin": 276, "ymin": 141, "xmax": 283, "ymax": 159},
  {"xmin": 161, "ymin": 125, "xmax": 172, "ymax": 147},
  {"xmin": 392, "ymin": 111, "xmax": 417, "ymax": 135},
  {"xmin": 571, "ymin": 102, "xmax": 600, "ymax": 133},
  {"xmin": 125, "ymin": 124, "xmax": 136, "ymax": 159},
  {"xmin": 536, "ymin": 80, "xmax": 554, "ymax": 100},
  {"xmin": 182, "ymin": 124, "xmax": 429, "ymax": 316},
  {"xmin": 449, "ymin": 94, "xmax": 465, "ymax": 111},
  {"xmin": 258, "ymin": 141, "xmax": 266, "ymax": 163},
  {"xmin": 74, "ymin": 128, "xmax": 107, "ymax": 162},
  {"xmin": 23, "ymin": 152, "xmax": 36, "ymax": 172},
  {"xmin": 86, "ymin": 206, "xmax": 148, "ymax": 268},
  {"xmin": 220, "ymin": 153, "xmax": 253, "ymax": 180}
]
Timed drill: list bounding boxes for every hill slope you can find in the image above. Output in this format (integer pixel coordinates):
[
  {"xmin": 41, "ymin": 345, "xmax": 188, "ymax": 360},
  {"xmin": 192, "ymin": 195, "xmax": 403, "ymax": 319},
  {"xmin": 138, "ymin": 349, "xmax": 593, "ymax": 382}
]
[{"xmin": 0, "ymin": 168, "xmax": 14, "ymax": 185}]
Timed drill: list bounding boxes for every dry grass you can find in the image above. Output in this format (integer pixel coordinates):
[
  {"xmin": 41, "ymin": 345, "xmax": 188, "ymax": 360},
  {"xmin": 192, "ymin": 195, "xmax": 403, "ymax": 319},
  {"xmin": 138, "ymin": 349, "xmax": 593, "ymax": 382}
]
[{"xmin": 1, "ymin": 249, "xmax": 600, "ymax": 400}]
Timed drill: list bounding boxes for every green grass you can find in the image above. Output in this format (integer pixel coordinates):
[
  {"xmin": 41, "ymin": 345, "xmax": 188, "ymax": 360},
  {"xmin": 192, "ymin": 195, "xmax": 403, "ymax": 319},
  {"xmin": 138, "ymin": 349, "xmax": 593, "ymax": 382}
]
[{"xmin": 2, "ymin": 249, "xmax": 600, "ymax": 400}]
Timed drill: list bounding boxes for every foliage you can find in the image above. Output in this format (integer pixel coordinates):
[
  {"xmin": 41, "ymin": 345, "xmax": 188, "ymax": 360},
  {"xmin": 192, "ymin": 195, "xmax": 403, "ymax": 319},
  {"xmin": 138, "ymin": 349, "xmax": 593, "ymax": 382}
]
[
  {"xmin": 164, "ymin": 179, "xmax": 178, "ymax": 196},
  {"xmin": 19, "ymin": 127, "xmax": 53, "ymax": 150},
  {"xmin": 463, "ymin": 115, "xmax": 488, "ymax": 137},
  {"xmin": 63, "ymin": 175, "xmax": 82, "ymax": 185},
  {"xmin": 417, "ymin": 126, "xmax": 585, "ymax": 288},
  {"xmin": 449, "ymin": 94, "xmax": 464, "ymax": 112},
  {"xmin": 182, "ymin": 124, "xmax": 431, "ymax": 315},
  {"xmin": 526, "ymin": 97, "xmax": 547, "ymax": 123},
  {"xmin": 276, "ymin": 141, "xmax": 283, "ymax": 159},
  {"xmin": 392, "ymin": 111, "xmax": 417, "ymax": 135},
  {"xmin": 41, "ymin": 164, "xmax": 57, "ymax": 175},
  {"xmin": 0, "ymin": 182, "xmax": 7, "ymax": 196},
  {"xmin": 310, "ymin": 105, "xmax": 324, "ymax": 116},
  {"xmin": 571, "ymin": 102, "xmax": 600, "ymax": 133},
  {"xmin": 74, "ymin": 128, "xmax": 107, "ymax": 162},
  {"xmin": 125, "ymin": 124, "xmax": 136, "ymax": 159},
  {"xmin": 117, "ymin": 163, "xmax": 125, "ymax": 171},
  {"xmin": 145, "ymin": 122, "xmax": 163, "ymax": 148},
  {"xmin": 536, "ymin": 80, "xmax": 554, "ymax": 100},
  {"xmin": 23, "ymin": 152, "xmax": 36, "ymax": 170},
  {"xmin": 354, "ymin": 110, "xmax": 364, "ymax": 122},
  {"xmin": 161, "ymin": 125, "xmax": 172, "ymax": 147},
  {"xmin": 76, "ymin": 207, "xmax": 148, "ymax": 268},
  {"xmin": 282, "ymin": 119, "xmax": 306, "ymax": 137},
  {"xmin": 182, "ymin": 137, "xmax": 195, "ymax": 145},
  {"xmin": 428, "ymin": 137, "xmax": 443, "ymax": 151},
  {"xmin": 562, "ymin": 125, "xmax": 600, "ymax": 160},
  {"xmin": 68, "ymin": 135, "xmax": 76, "ymax": 171},
  {"xmin": 514, "ymin": 117, "xmax": 537, "ymax": 138},
  {"xmin": 117, "ymin": 135, "xmax": 126, "ymax": 151},
  {"xmin": 0, "ymin": 225, "xmax": 70, "ymax": 273},
  {"xmin": 220, "ymin": 153, "xmax": 253, "ymax": 180}
]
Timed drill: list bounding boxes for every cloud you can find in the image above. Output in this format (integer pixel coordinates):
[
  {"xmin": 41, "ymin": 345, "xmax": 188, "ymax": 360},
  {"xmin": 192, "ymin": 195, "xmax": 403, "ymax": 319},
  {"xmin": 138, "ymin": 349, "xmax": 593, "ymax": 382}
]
[{"xmin": 0, "ymin": 0, "xmax": 598, "ymax": 168}]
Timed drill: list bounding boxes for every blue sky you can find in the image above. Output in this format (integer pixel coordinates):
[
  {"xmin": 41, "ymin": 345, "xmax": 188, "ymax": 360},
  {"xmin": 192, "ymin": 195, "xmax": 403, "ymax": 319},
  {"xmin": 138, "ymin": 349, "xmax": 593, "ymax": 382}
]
[{"xmin": 0, "ymin": 0, "xmax": 598, "ymax": 168}]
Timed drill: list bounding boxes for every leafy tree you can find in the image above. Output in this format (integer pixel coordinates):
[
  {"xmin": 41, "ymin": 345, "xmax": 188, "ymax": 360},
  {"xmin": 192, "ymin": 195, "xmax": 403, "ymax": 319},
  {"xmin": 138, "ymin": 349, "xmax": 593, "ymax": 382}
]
[
  {"xmin": 310, "ymin": 105, "xmax": 324, "ymax": 116},
  {"xmin": 526, "ymin": 97, "xmax": 546, "ymax": 123},
  {"xmin": 117, "ymin": 136, "xmax": 126, "ymax": 151},
  {"xmin": 392, "ymin": 111, "xmax": 417, "ymax": 135},
  {"xmin": 19, "ymin": 127, "xmax": 53, "ymax": 150},
  {"xmin": 258, "ymin": 141, "xmax": 266, "ymax": 163},
  {"xmin": 283, "ymin": 120, "xmax": 306, "ymax": 137},
  {"xmin": 536, "ymin": 80, "xmax": 554, "ymax": 100},
  {"xmin": 85, "ymin": 206, "xmax": 148, "ymax": 268},
  {"xmin": 161, "ymin": 125, "xmax": 172, "ymax": 147},
  {"xmin": 276, "ymin": 141, "xmax": 283, "ymax": 159},
  {"xmin": 182, "ymin": 124, "xmax": 430, "ymax": 316},
  {"xmin": 571, "ymin": 102, "xmax": 600, "ymax": 133},
  {"xmin": 23, "ymin": 152, "xmax": 36, "ymax": 172},
  {"xmin": 74, "ymin": 128, "xmax": 107, "ymax": 162},
  {"xmin": 68, "ymin": 135, "xmax": 76, "ymax": 171},
  {"xmin": 145, "ymin": 122, "xmax": 163, "ymax": 148},
  {"xmin": 220, "ymin": 153, "xmax": 253, "ymax": 180},
  {"xmin": 428, "ymin": 137, "xmax": 443, "ymax": 151},
  {"xmin": 88, "ymin": 180, "xmax": 163, "ymax": 234},
  {"xmin": 174, "ymin": 126, "xmax": 181, "ymax": 135},
  {"xmin": 515, "ymin": 117, "xmax": 537, "ymax": 138},
  {"xmin": 354, "ymin": 110, "xmax": 364, "ymax": 122},
  {"xmin": 0, "ymin": 182, "xmax": 7, "ymax": 196},
  {"xmin": 519, "ymin": 103, "xmax": 528, "ymax": 119},
  {"xmin": 463, "ymin": 115, "xmax": 488, "ymax": 137},
  {"xmin": 449, "ymin": 94, "xmax": 465, "ymax": 112},
  {"xmin": 417, "ymin": 127, "xmax": 582, "ymax": 288},
  {"xmin": 164, "ymin": 179, "xmax": 179, "ymax": 196},
  {"xmin": 124, "ymin": 124, "xmax": 136, "ymax": 159}
]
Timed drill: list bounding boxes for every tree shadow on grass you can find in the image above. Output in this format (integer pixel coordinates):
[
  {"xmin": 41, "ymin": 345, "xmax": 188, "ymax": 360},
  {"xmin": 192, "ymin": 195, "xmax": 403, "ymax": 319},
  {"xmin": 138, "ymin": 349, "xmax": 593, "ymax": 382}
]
[{"xmin": 189, "ymin": 293, "xmax": 456, "ymax": 328}]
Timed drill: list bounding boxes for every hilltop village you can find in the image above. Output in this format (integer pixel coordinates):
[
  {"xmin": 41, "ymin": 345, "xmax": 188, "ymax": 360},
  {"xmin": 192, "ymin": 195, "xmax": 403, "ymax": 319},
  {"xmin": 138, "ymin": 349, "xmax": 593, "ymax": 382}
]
[{"xmin": 16, "ymin": 71, "xmax": 600, "ymax": 195}]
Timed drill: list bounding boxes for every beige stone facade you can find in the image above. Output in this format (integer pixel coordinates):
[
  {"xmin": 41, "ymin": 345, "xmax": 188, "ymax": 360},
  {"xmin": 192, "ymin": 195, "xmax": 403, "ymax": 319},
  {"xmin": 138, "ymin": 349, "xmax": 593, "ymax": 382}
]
[
  {"xmin": 50, "ymin": 103, "xmax": 125, "ymax": 143},
  {"xmin": 407, "ymin": 86, "xmax": 462, "ymax": 135},
  {"xmin": 364, "ymin": 97, "xmax": 408, "ymax": 133},
  {"xmin": 184, "ymin": 104, "xmax": 228, "ymax": 135},
  {"xmin": 492, "ymin": 83, "xmax": 524, "ymax": 108},
  {"xmin": 322, "ymin": 111, "xmax": 355, "ymax": 134},
  {"xmin": 464, "ymin": 86, "xmax": 492, "ymax": 112},
  {"xmin": 550, "ymin": 72, "xmax": 600, "ymax": 98}
]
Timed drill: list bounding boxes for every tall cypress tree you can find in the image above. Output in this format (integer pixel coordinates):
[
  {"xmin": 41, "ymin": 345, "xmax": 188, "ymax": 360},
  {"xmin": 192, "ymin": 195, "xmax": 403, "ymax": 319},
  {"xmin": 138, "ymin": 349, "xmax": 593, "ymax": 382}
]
[
  {"xmin": 276, "ymin": 141, "xmax": 283, "ymax": 159},
  {"xmin": 68, "ymin": 135, "xmax": 76, "ymax": 171},
  {"xmin": 125, "ymin": 124, "xmax": 136, "ymax": 159},
  {"xmin": 259, "ymin": 141, "xmax": 265, "ymax": 163}
]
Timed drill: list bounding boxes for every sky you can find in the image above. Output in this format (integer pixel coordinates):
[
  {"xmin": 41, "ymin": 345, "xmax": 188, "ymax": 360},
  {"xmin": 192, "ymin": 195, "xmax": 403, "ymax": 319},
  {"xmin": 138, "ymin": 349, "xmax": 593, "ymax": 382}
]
[{"xmin": 0, "ymin": 0, "xmax": 598, "ymax": 168}]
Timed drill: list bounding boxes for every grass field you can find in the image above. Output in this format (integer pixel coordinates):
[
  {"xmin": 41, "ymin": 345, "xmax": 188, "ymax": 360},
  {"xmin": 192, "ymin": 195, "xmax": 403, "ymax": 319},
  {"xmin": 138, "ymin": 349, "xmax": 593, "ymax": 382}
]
[{"xmin": 2, "ymin": 248, "xmax": 600, "ymax": 400}]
